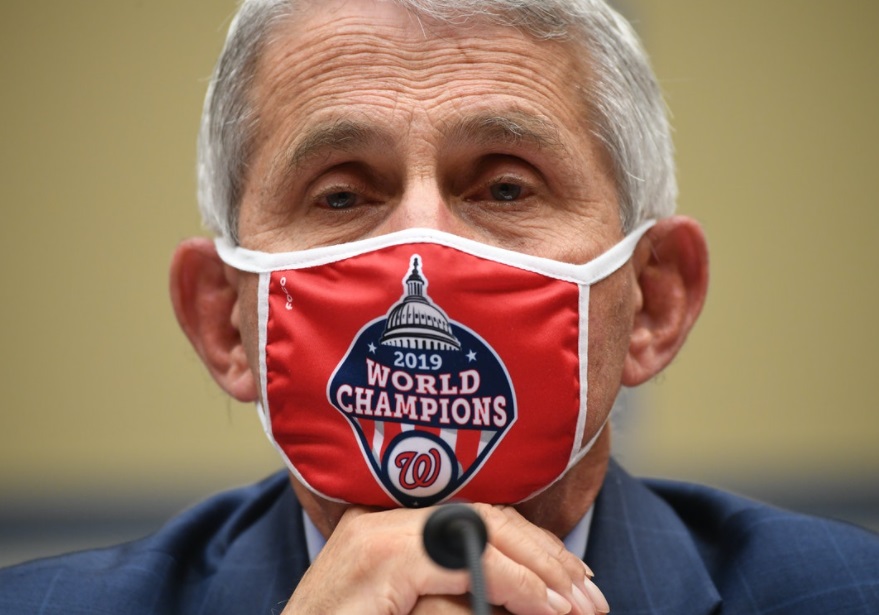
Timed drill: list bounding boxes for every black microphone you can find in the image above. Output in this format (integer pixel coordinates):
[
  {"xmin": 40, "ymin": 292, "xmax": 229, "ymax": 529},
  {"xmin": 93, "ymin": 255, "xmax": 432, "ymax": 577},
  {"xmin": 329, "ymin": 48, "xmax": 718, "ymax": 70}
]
[{"xmin": 423, "ymin": 504, "xmax": 489, "ymax": 615}]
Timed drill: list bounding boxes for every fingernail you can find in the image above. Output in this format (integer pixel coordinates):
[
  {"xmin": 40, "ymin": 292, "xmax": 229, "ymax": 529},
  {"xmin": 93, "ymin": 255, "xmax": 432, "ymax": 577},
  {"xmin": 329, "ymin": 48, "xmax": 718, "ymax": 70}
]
[
  {"xmin": 582, "ymin": 561, "xmax": 595, "ymax": 578},
  {"xmin": 583, "ymin": 577, "xmax": 610, "ymax": 613},
  {"xmin": 571, "ymin": 583, "xmax": 595, "ymax": 615},
  {"xmin": 547, "ymin": 587, "xmax": 572, "ymax": 614}
]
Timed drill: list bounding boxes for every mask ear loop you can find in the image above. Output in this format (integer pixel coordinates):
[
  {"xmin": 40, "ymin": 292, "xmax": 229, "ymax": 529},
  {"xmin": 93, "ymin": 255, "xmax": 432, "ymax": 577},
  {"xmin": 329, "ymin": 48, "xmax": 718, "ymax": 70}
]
[
  {"xmin": 567, "ymin": 220, "xmax": 654, "ymax": 469},
  {"xmin": 514, "ymin": 221, "xmax": 655, "ymax": 504},
  {"xmin": 568, "ymin": 222, "xmax": 654, "ymax": 466},
  {"xmin": 570, "ymin": 220, "xmax": 655, "ymax": 285}
]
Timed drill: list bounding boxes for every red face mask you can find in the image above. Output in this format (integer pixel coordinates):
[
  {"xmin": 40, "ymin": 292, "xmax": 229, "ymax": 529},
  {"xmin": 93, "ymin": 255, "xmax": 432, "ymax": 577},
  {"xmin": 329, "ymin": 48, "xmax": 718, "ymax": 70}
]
[{"xmin": 216, "ymin": 223, "xmax": 653, "ymax": 508}]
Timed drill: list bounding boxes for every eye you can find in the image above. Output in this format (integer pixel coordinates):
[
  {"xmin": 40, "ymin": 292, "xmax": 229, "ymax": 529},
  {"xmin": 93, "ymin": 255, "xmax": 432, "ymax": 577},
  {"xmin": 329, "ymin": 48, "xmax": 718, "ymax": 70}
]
[
  {"xmin": 489, "ymin": 182, "xmax": 522, "ymax": 202},
  {"xmin": 324, "ymin": 191, "xmax": 359, "ymax": 209}
]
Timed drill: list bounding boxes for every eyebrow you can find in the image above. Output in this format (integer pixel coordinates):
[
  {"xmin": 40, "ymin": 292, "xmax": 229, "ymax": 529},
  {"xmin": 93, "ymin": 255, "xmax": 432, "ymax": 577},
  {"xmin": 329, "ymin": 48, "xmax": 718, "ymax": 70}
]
[
  {"xmin": 268, "ymin": 119, "xmax": 395, "ymax": 194},
  {"xmin": 441, "ymin": 111, "xmax": 566, "ymax": 154},
  {"xmin": 268, "ymin": 110, "xmax": 566, "ymax": 195}
]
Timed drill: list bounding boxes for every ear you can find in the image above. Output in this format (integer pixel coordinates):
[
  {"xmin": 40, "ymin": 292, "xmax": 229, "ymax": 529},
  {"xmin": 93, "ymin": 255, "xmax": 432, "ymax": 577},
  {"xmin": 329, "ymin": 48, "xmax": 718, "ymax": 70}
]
[
  {"xmin": 622, "ymin": 216, "xmax": 709, "ymax": 386},
  {"xmin": 169, "ymin": 237, "xmax": 258, "ymax": 402}
]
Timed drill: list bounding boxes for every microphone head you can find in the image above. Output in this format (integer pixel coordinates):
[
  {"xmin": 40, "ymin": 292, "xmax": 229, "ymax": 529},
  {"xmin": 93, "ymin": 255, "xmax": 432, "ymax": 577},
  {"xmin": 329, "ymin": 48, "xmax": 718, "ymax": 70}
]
[{"xmin": 422, "ymin": 504, "xmax": 488, "ymax": 570}]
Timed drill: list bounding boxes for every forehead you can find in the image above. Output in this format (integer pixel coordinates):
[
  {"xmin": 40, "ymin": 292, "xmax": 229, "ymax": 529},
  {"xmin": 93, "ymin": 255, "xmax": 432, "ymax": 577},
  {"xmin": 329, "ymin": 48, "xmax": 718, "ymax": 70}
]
[
  {"xmin": 250, "ymin": 0, "xmax": 591, "ymax": 144},
  {"xmin": 235, "ymin": 0, "xmax": 622, "ymax": 256}
]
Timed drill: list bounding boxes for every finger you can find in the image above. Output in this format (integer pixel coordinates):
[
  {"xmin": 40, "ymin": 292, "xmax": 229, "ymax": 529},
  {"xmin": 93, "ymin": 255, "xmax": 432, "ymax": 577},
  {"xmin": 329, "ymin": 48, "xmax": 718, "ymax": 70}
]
[
  {"xmin": 537, "ymin": 525, "xmax": 594, "ymax": 585},
  {"xmin": 476, "ymin": 505, "xmax": 595, "ymax": 613},
  {"xmin": 583, "ymin": 577, "xmax": 610, "ymax": 614},
  {"xmin": 416, "ymin": 541, "xmax": 572, "ymax": 615},
  {"xmin": 535, "ymin": 527, "xmax": 609, "ymax": 614},
  {"xmin": 531, "ymin": 529, "xmax": 609, "ymax": 615},
  {"xmin": 528, "ymin": 534, "xmax": 608, "ymax": 615},
  {"xmin": 480, "ymin": 542, "xmax": 572, "ymax": 614},
  {"xmin": 307, "ymin": 506, "xmax": 479, "ymax": 613}
]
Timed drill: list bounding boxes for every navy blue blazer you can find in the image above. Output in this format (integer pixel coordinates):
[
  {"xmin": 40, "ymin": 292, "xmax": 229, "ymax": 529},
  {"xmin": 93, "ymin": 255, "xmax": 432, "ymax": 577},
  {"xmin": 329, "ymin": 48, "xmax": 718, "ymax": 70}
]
[{"xmin": 2, "ymin": 460, "xmax": 877, "ymax": 614}]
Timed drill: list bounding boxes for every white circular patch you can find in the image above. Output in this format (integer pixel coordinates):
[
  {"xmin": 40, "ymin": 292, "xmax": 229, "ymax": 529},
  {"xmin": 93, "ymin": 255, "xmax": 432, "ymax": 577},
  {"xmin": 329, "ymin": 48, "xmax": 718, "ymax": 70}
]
[{"xmin": 386, "ymin": 433, "xmax": 453, "ymax": 498}]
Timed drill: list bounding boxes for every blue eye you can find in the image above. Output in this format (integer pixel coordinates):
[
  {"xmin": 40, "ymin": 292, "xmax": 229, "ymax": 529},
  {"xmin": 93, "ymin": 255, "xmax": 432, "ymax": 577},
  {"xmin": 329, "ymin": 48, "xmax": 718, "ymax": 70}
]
[
  {"xmin": 490, "ymin": 183, "xmax": 522, "ymax": 202},
  {"xmin": 325, "ymin": 191, "xmax": 358, "ymax": 209}
]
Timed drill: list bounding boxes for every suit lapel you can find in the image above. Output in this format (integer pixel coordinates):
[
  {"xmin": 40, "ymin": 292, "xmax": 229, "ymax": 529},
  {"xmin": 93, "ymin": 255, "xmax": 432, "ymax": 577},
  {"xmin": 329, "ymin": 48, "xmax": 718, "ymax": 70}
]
[
  {"xmin": 198, "ymin": 475, "xmax": 310, "ymax": 615},
  {"xmin": 585, "ymin": 460, "xmax": 722, "ymax": 615}
]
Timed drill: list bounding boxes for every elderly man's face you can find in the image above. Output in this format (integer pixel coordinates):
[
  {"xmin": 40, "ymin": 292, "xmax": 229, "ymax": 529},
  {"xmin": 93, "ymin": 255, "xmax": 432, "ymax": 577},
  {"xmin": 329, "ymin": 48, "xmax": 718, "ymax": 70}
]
[
  {"xmin": 238, "ymin": 0, "xmax": 623, "ymax": 255},
  {"xmin": 231, "ymin": 0, "xmax": 639, "ymax": 511}
]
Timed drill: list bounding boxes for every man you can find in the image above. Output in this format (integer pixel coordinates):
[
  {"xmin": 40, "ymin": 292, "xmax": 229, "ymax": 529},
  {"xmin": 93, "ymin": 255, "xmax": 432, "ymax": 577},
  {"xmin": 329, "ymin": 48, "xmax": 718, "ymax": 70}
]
[{"xmin": 2, "ymin": 0, "xmax": 877, "ymax": 613}]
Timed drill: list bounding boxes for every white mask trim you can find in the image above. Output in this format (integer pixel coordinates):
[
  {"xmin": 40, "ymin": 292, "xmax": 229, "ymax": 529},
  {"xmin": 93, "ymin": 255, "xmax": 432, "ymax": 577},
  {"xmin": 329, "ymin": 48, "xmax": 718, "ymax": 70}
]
[
  {"xmin": 256, "ymin": 274, "xmax": 270, "ymax": 430},
  {"xmin": 216, "ymin": 221, "xmax": 655, "ymax": 286},
  {"xmin": 575, "ymin": 284, "xmax": 590, "ymax": 465}
]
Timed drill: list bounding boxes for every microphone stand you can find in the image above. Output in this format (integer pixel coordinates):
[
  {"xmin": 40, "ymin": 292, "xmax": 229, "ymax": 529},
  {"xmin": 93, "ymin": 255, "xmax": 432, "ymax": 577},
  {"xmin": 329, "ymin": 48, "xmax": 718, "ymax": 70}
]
[{"xmin": 423, "ymin": 504, "xmax": 489, "ymax": 615}]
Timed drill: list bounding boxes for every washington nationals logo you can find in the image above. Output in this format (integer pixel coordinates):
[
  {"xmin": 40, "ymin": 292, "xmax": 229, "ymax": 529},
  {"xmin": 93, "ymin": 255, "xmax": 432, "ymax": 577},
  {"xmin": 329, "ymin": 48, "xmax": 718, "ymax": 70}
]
[
  {"xmin": 328, "ymin": 254, "xmax": 516, "ymax": 507},
  {"xmin": 396, "ymin": 450, "xmax": 441, "ymax": 489}
]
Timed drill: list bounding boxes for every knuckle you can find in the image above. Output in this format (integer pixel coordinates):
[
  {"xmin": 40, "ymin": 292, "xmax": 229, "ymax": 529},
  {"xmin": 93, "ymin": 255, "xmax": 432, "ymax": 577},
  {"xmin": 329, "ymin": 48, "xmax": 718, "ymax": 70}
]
[
  {"xmin": 552, "ymin": 545, "xmax": 586, "ymax": 579},
  {"xmin": 512, "ymin": 562, "xmax": 537, "ymax": 591},
  {"xmin": 478, "ymin": 504, "xmax": 511, "ymax": 532},
  {"xmin": 536, "ymin": 549, "xmax": 572, "ymax": 589},
  {"xmin": 507, "ymin": 568, "xmax": 548, "ymax": 609},
  {"xmin": 484, "ymin": 548, "xmax": 547, "ymax": 608},
  {"xmin": 470, "ymin": 502, "xmax": 496, "ymax": 520}
]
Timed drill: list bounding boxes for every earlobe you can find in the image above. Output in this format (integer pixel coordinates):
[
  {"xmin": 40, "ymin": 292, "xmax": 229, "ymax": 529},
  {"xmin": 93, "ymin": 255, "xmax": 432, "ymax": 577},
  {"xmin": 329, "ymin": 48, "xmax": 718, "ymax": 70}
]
[
  {"xmin": 621, "ymin": 216, "xmax": 709, "ymax": 386},
  {"xmin": 169, "ymin": 237, "xmax": 258, "ymax": 402}
]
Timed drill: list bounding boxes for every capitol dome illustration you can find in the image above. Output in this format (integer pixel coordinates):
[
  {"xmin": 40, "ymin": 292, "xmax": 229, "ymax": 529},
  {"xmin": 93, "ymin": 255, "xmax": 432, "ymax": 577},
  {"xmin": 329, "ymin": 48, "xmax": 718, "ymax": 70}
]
[{"xmin": 380, "ymin": 255, "xmax": 461, "ymax": 351}]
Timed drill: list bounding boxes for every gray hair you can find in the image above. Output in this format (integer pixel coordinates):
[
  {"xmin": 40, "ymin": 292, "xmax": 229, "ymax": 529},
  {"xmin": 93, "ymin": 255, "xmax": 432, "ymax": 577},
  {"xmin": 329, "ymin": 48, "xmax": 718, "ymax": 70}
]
[{"xmin": 197, "ymin": 0, "xmax": 676, "ymax": 243}]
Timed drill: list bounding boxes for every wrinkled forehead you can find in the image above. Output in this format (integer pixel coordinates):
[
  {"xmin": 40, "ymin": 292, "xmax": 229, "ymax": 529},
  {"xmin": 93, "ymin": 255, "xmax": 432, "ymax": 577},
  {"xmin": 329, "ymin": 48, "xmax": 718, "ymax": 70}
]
[{"xmin": 247, "ymin": 0, "xmax": 591, "ymax": 128}]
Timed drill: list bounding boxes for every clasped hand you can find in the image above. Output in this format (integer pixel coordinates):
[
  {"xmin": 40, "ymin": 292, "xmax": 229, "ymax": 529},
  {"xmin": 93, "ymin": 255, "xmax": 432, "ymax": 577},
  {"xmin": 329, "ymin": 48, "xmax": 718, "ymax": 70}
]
[{"xmin": 283, "ymin": 504, "xmax": 609, "ymax": 614}]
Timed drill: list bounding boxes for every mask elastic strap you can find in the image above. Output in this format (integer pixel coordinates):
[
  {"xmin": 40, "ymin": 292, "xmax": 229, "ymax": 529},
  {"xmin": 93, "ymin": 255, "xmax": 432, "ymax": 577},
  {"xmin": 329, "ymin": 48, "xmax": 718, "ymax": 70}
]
[{"xmin": 571, "ymin": 220, "xmax": 655, "ymax": 285}]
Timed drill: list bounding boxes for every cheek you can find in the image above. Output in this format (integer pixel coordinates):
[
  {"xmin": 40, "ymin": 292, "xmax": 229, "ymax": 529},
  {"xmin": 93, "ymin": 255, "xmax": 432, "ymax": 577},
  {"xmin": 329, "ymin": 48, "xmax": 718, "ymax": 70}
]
[{"xmin": 584, "ymin": 272, "xmax": 635, "ymax": 435}]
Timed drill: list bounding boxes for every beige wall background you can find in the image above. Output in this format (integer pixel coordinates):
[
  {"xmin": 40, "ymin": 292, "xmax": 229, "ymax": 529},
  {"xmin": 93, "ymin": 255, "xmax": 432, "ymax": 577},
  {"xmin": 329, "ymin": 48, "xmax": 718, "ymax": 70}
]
[
  {"xmin": 2, "ymin": 1, "xmax": 877, "ymax": 562},
  {"xmin": 621, "ymin": 1, "xmax": 879, "ymax": 490}
]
